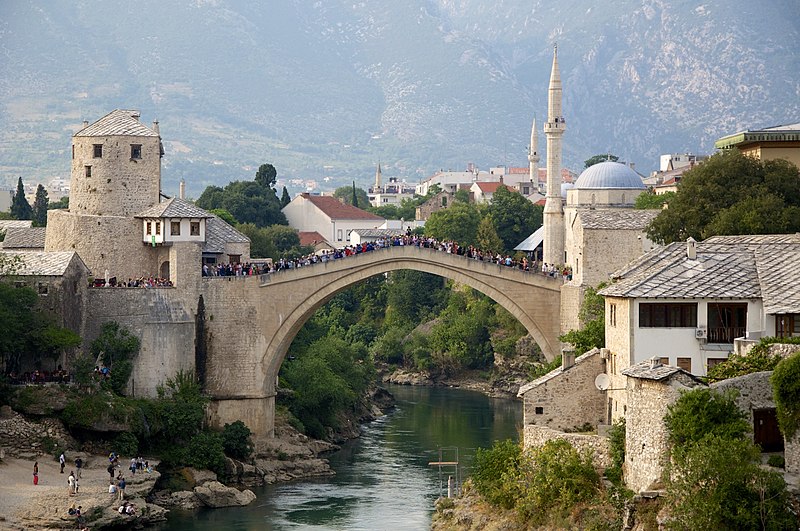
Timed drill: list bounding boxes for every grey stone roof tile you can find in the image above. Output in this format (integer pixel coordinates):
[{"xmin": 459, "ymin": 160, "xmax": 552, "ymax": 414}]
[
  {"xmin": 0, "ymin": 220, "xmax": 33, "ymax": 232},
  {"xmin": 203, "ymin": 215, "xmax": 250, "ymax": 254},
  {"xmin": 0, "ymin": 251, "xmax": 86, "ymax": 276},
  {"xmin": 0, "ymin": 227, "xmax": 46, "ymax": 249},
  {"xmin": 75, "ymin": 109, "xmax": 159, "ymax": 137},
  {"xmin": 578, "ymin": 209, "xmax": 659, "ymax": 230},
  {"xmin": 136, "ymin": 197, "xmax": 212, "ymax": 219}
]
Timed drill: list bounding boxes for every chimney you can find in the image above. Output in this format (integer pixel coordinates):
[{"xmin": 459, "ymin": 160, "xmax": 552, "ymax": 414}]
[
  {"xmin": 179, "ymin": 179, "xmax": 186, "ymax": 200},
  {"xmin": 152, "ymin": 120, "xmax": 160, "ymax": 134},
  {"xmin": 561, "ymin": 348, "xmax": 576, "ymax": 370},
  {"xmin": 687, "ymin": 237, "xmax": 697, "ymax": 260},
  {"xmin": 83, "ymin": 120, "xmax": 89, "ymax": 127},
  {"xmin": 649, "ymin": 356, "xmax": 661, "ymax": 369}
]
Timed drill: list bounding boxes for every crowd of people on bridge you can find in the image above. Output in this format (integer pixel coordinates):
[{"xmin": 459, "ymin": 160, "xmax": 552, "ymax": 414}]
[
  {"xmin": 201, "ymin": 232, "xmax": 571, "ymax": 281},
  {"xmin": 89, "ymin": 276, "xmax": 173, "ymax": 288}
]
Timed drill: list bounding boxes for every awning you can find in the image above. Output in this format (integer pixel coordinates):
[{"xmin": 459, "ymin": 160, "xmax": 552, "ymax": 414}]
[{"xmin": 514, "ymin": 226, "xmax": 544, "ymax": 251}]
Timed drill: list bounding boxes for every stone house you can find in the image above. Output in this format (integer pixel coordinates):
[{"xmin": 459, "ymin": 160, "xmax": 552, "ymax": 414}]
[
  {"xmin": 622, "ymin": 358, "xmax": 706, "ymax": 493},
  {"xmin": 282, "ymin": 193, "xmax": 385, "ymax": 245},
  {"xmin": 298, "ymin": 231, "xmax": 335, "ymax": 254}
]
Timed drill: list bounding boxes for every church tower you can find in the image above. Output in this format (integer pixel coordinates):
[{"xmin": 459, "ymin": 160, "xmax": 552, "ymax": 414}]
[
  {"xmin": 528, "ymin": 117, "xmax": 540, "ymax": 188},
  {"xmin": 543, "ymin": 45, "xmax": 566, "ymax": 265}
]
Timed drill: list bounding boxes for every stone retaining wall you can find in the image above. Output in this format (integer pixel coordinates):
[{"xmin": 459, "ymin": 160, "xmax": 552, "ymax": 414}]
[
  {"xmin": 522, "ymin": 424, "xmax": 611, "ymax": 470},
  {"xmin": 0, "ymin": 406, "xmax": 74, "ymax": 458}
]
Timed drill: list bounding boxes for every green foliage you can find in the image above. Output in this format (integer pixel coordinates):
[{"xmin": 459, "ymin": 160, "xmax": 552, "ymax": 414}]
[
  {"xmin": 647, "ymin": 150, "xmax": 800, "ymax": 244},
  {"xmin": 453, "ymin": 188, "xmax": 470, "ymax": 203},
  {"xmin": 528, "ymin": 355, "xmax": 562, "ymax": 380},
  {"xmin": 90, "ymin": 322, "xmax": 140, "ymax": 395},
  {"xmin": 664, "ymin": 388, "xmax": 749, "ymax": 450},
  {"xmin": 60, "ymin": 390, "xmax": 139, "ymax": 430},
  {"xmin": 666, "ymin": 435, "xmax": 794, "ymax": 530},
  {"xmin": 706, "ymin": 336, "xmax": 798, "ymax": 382},
  {"xmin": 384, "ymin": 271, "xmax": 446, "ymax": 329},
  {"xmin": 486, "ymin": 186, "xmax": 543, "ymax": 252},
  {"xmin": 585, "ymin": 154, "xmax": 618, "ymax": 168},
  {"xmin": 476, "ymin": 216, "xmax": 504, "ymax": 254},
  {"xmin": 114, "ymin": 432, "xmax": 139, "ymax": 456},
  {"xmin": 154, "ymin": 370, "xmax": 208, "ymax": 445},
  {"xmin": 513, "ymin": 439, "xmax": 601, "ymax": 522},
  {"xmin": 768, "ymin": 454, "xmax": 785, "ymax": 469},
  {"xmin": 255, "ymin": 163, "xmax": 277, "ymax": 189},
  {"xmin": 428, "ymin": 291, "xmax": 493, "ymax": 371},
  {"xmin": 209, "ymin": 208, "xmax": 237, "ymax": 225},
  {"xmin": 196, "ymin": 179, "xmax": 287, "ymax": 228},
  {"xmin": 10, "ymin": 177, "xmax": 32, "ymax": 220},
  {"xmin": 71, "ymin": 354, "xmax": 96, "ymax": 387},
  {"xmin": 236, "ymin": 223, "xmax": 278, "ymax": 258},
  {"xmin": 471, "ymin": 439, "xmax": 522, "ymax": 509},
  {"xmin": 31, "ymin": 184, "xmax": 49, "ymax": 226},
  {"xmin": 0, "ymin": 374, "xmax": 12, "ymax": 406},
  {"xmin": 605, "ymin": 418, "xmax": 625, "ymax": 485},
  {"xmin": 222, "ymin": 420, "xmax": 253, "ymax": 460},
  {"xmin": 183, "ymin": 431, "xmax": 227, "ymax": 476},
  {"xmin": 424, "ymin": 202, "xmax": 480, "ymax": 246},
  {"xmin": 333, "ymin": 185, "xmax": 369, "ymax": 208},
  {"xmin": 369, "ymin": 326, "xmax": 406, "ymax": 365},
  {"xmin": 559, "ymin": 284, "xmax": 606, "ymax": 355},
  {"xmin": 280, "ymin": 186, "xmax": 291, "ymax": 207},
  {"xmin": 634, "ymin": 190, "xmax": 673, "ymax": 210},
  {"xmin": 47, "ymin": 196, "xmax": 69, "ymax": 210},
  {"xmin": 772, "ymin": 352, "xmax": 800, "ymax": 439}
]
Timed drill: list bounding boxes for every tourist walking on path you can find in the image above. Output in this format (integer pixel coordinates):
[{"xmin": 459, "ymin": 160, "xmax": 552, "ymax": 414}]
[
  {"xmin": 59, "ymin": 452, "xmax": 66, "ymax": 474},
  {"xmin": 74, "ymin": 456, "xmax": 83, "ymax": 480},
  {"xmin": 68, "ymin": 471, "xmax": 76, "ymax": 495},
  {"xmin": 117, "ymin": 477, "xmax": 126, "ymax": 501},
  {"xmin": 33, "ymin": 461, "xmax": 38, "ymax": 485}
]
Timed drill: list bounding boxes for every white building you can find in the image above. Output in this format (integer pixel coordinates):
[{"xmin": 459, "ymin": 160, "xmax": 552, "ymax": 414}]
[{"xmin": 282, "ymin": 193, "xmax": 385, "ymax": 245}]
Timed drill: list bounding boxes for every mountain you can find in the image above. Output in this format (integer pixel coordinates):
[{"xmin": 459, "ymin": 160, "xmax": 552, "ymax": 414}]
[{"xmin": 0, "ymin": 0, "xmax": 797, "ymax": 197}]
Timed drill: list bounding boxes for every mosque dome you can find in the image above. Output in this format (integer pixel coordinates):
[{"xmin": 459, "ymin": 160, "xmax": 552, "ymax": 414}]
[{"xmin": 574, "ymin": 161, "xmax": 645, "ymax": 189}]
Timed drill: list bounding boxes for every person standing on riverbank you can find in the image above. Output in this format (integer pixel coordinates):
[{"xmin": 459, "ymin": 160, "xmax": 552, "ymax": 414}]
[
  {"xmin": 75, "ymin": 456, "xmax": 83, "ymax": 480},
  {"xmin": 33, "ymin": 461, "xmax": 38, "ymax": 485},
  {"xmin": 59, "ymin": 452, "xmax": 65, "ymax": 474},
  {"xmin": 68, "ymin": 471, "xmax": 76, "ymax": 496}
]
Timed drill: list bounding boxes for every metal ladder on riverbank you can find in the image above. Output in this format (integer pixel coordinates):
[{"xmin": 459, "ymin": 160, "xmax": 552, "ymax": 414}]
[{"xmin": 429, "ymin": 446, "xmax": 460, "ymax": 498}]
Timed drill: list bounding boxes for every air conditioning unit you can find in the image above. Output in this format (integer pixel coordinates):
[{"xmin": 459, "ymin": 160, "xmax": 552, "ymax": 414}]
[{"xmin": 695, "ymin": 328, "xmax": 708, "ymax": 339}]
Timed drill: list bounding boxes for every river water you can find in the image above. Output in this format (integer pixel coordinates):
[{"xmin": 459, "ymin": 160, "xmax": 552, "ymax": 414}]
[{"xmin": 157, "ymin": 383, "xmax": 522, "ymax": 530}]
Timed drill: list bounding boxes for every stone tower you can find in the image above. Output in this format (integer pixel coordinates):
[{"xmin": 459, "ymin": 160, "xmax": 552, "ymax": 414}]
[
  {"xmin": 374, "ymin": 162, "xmax": 382, "ymax": 192},
  {"xmin": 528, "ymin": 116, "xmax": 540, "ymax": 187},
  {"xmin": 70, "ymin": 109, "xmax": 162, "ymax": 218},
  {"xmin": 543, "ymin": 45, "xmax": 566, "ymax": 266}
]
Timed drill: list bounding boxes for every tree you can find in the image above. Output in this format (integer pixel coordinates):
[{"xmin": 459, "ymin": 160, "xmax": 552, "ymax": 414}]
[
  {"xmin": 280, "ymin": 186, "xmax": 291, "ymax": 208},
  {"xmin": 454, "ymin": 188, "xmax": 471, "ymax": 203},
  {"xmin": 584, "ymin": 154, "xmax": 618, "ymax": 168},
  {"xmin": 235, "ymin": 224, "xmax": 277, "ymax": 259},
  {"xmin": 634, "ymin": 190, "xmax": 673, "ymax": 210},
  {"xmin": 209, "ymin": 208, "xmax": 237, "ymax": 225},
  {"xmin": 351, "ymin": 181, "xmax": 359, "ymax": 208},
  {"xmin": 10, "ymin": 177, "xmax": 32, "ymax": 220},
  {"xmin": 333, "ymin": 185, "xmax": 369, "ymax": 208},
  {"xmin": 90, "ymin": 322, "xmax": 140, "ymax": 395},
  {"xmin": 772, "ymin": 352, "xmax": 800, "ymax": 439},
  {"xmin": 486, "ymin": 186, "xmax": 543, "ymax": 252},
  {"xmin": 48, "ymin": 196, "xmax": 69, "ymax": 210},
  {"xmin": 31, "ymin": 184, "xmax": 49, "ymax": 226},
  {"xmin": 255, "ymin": 163, "xmax": 277, "ymax": 189},
  {"xmin": 424, "ymin": 202, "xmax": 480, "ymax": 246},
  {"xmin": 558, "ymin": 283, "xmax": 606, "ymax": 354},
  {"xmin": 196, "ymin": 181, "xmax": 287, "ymax": 227},
  {"xmin": 647, "ymin": 150, "xmax": 800, "ymax": 243},
  {"xmin": 476, "ymin": 216, "xmax": 503, "ymax": 253},
  {"xmin": 263, "ymin": 225, "xmax": 302, "ymax": 254}
]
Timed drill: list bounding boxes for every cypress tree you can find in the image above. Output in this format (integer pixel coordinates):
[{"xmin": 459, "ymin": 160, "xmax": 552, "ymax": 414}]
[
  {"xmin": 351, "ymin": 181, "xmax": 359, "ymax": 208},
  {"xmin": 32, "ymin": 184, "xmax": 49, "ymax": 226},
  {"xmin": 280, "ymin": 186, "xmax": 291, "ymax": 208},
  {"xmin": 10, "ymin": 177, "xmax": 32, "ymax": 220}
]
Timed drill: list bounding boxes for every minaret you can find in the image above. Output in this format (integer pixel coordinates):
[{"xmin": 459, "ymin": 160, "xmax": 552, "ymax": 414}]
[
  {"xmin": 528, "ymin": 116, "xmax": 540, "ymax": 189},
  {"xmin": 543, "ymin": 44, "xmax": 566, "ymax": 265},
  {"xmin": 374, "ymin": 162, "xmax": 382, "ymax": 192}
]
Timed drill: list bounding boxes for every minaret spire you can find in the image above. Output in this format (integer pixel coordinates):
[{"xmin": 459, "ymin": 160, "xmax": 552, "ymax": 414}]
[
  {"xmin": 528, "ymin": 116, "xmax": 540, "ymax": 188},
  {"xmin": 374, "ymin": 161, "xmax": 382, "ymax": 192},
  {"xmin": 543, "ymin": 43, "xmax": 566, "ymax": 266}
]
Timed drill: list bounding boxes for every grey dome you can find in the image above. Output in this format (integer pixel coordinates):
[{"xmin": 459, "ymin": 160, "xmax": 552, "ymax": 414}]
[{"xmin": 574, "ymin": 161, "xmax": 645, "ymax": 189}]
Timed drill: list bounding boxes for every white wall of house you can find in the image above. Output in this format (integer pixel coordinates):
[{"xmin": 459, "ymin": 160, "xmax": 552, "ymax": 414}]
[{"xmin": 283, "ymin": 196, "xmax": 383, "ymax": 244}]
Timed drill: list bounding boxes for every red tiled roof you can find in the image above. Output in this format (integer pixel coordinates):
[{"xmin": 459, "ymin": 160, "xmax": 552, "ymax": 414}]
[
  {"xmin": 301, "ymin": 194, "xmax": 384, "ymax": 221},
  {"xmin": 507, "ymin": 167, "xmax": 530, "ymax": 174},
  {"xmin": 474, "ymin": 182, "xmax": 511, "ymax": 193},
  {"xmin": 536, "ymin": 168, "xmax": 576, "ymax": 183},
  {"xmin": 535, "ymin": 198, "xmax": 547, "ymax": 206},
  {"xmin": 298, "ymin": 231, "xmax": 327, "ymax": 246}
]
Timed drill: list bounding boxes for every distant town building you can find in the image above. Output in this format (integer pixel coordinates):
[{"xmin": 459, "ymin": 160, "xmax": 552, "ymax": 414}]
[
  {"xmin": 282, "ymin": 193, "xmax": 385, "ymax": 245},
  {"xmin": 714, "ymin": 122, "xmax": 800, "ymax": 167},
  {"xmin": 367, "ymin": 163, "xmax": 416, "ymax": 207},
  {"xmin": 0, "ymin": 188, "xmax": 12, "ymax": 212}
]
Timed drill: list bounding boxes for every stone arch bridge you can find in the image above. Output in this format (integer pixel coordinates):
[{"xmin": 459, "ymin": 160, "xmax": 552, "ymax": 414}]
[{"xmin": 200, "ymin": 246, "xmax": 563, "ymax": 437}]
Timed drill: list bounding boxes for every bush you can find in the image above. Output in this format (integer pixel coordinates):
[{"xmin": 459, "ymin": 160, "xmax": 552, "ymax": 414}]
[
  {"xmin": 183, "ymin": 431, "xmax": 226, "ymax": 476},
  {"xmin": 605, "ymin": 418, "xmax": 626, "ymax": 485},
  {"xmin": 222, "ymin": 421, "xmax": 253, "ymax": 461},
  {"xmin": 705, "ymin": 336, "xmax": 798, "ymax": 382},
  {"xmin": 513, "ymin": 439, "xmax": 600, "ymax": 523},
  {"xmin": 772, "ymin": 352, "xmax": 800, "ymax": 439},
  {"xmin": 471, "ymin": 439, "xmax": 521, "ymax": 509},
  {"xmin": 114, "ymin": 432, "xmax": 139, "ymax": 457},
  {"xmin": 663, "ymin": 388, "xmax": 749, "ymax": 451},
  {"xmin": 767, "ymin": 454, "xmax": 785, "ymax": 469}
]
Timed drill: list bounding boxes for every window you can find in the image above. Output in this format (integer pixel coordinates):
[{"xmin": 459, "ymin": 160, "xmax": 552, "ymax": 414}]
[
  {"xmin": 707, "ymin": 303, "xmax": 747, "ymax": 343},
  {"xmin": 131, "ymin": 144, "xmax": 142, "ymax": 159},
  {"xmin": 190, "ymin": 221, "xmax": 200, "ymax": 236},
  {"xmin": 534, "ymin": 407, "xmax": 544, "ymax": 415},
  {"xmin": 228, "ymin": 254, "xmax": 241, "ymax": 264},
  {"xmin": 171, "ymin": 221, "xmax": 181, "ymax": 236},
  {"xmin": 707, "ymin": 358, "xmax": 727, "ymax": 370},
  {"xmin": 659, "ymin": 357, "xmax": 670, "ymax": 366},
  {"xmin": 676, "ymin": 357, "xmax": 692, "ymax": 372},
  {"xmin": 609, "ymin": 303, "xmax": 617, "ymax": 327},
  {"xmin": 639, "ymin": 303, "xmax": 697, "ymax": 328},
  {"xmin": 155, "ymin": 222, "xmax": 161, "ymax": 235},
  {"xmin": 776, "ymin": 314, "xmax": 800, "ymax": 338},
  {"xmin": 146, "ymin": 222, "xmax": 152, "ymax": 235},
  {"xmin": 37, "ymin": 282, "xmax": 49, "ymax": 295},
  {"xmin": 93, "ymin": 144, "xmax": 102, "ymax": 158},
  {"xmin": 337, "ymin": 229, "xmax": 343, "ymax": 241},
  {"xmin": 85, "ymin": 165, "xmax": 92, "ymax": 177}
]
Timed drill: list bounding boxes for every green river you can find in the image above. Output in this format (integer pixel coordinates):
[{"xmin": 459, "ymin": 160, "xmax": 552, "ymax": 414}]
[{"xmin": 156, "ymin": 383, "xmax": 522, "ymax": 530}]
